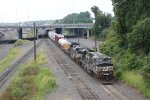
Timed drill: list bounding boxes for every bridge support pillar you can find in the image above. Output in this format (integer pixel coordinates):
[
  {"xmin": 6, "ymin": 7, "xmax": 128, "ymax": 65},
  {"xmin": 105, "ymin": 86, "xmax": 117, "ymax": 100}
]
[
  {"xmin": 74, "ymin": 28, "xmax": 83, "ymax": 37},
  {"xmin": 87, "ymin": 29, "xmax": 90, "ymax": 38},
  {"xmin": 55, "ymin": 28, "xmax": 63, "ymax": 34},
  {"xmin": 17, "ymin": 28, "xmax": 22, "ymax": 39},
  {"xmin": 61, "ymin": 28, "xmax": 64, "ymax": 35}
]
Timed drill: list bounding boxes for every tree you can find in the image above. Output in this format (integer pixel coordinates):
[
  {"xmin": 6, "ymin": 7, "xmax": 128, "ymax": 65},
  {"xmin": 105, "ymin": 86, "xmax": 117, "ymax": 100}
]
[
  {"xmin": 91, "ymin": 6, "xmax": 101, "ymax": 18},
  {"xmin": 95, "ymin": 13, "xmax": 111, "ymax": 33},
  {"xmin": 112, "ymin": 0, "xmax": 150, "ymax": 44},
  {"xmin": 79, "ymin": 11, "xmax": 91, "ymax": 19},
  {"xmin": 127, "ymin": 18, "xmax": 150, "ymax": 54},
  {"xmin": 91, "ymin": 6, "xmax": 112, "ymax": 35},
  {"xmin": 57, "ymin": 11, "xmax": 93, "ymax": 24}
]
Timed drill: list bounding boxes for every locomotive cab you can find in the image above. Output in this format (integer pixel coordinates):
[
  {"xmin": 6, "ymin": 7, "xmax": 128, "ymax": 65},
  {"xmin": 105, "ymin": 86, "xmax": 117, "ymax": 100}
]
[
  {"xmin": 69, "ymin": 44, "xmax": 83, "ymax": 62},
  {"xmin": 87, "ymin": 52, "xmax": 113, "ymax": 80}
]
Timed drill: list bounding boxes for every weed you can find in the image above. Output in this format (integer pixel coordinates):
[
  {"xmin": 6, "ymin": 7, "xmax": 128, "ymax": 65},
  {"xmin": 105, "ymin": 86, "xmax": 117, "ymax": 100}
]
[
  {"xmin": 0, "ymin": 48, "xmax": 20, "ymax": 72},
  {"xmin": 122, "ymin": 71, "xmax": 150, "ymax": 98},
  {"xmin": 0, "ymin": 49, "xmax": 56, "ymax": 100}
]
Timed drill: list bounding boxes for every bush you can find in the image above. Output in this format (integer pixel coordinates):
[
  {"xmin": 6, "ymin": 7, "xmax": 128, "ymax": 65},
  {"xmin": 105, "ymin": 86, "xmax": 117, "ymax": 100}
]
[
  {"xmin": 0, "ymin": 48, "xmax": 19, "ymax": 72},
  {"xmin": 142, "ymin": 64, "xmax": 150, "ymax": 83},
  {"xmin": 127, "ymin": 18, "xmax": 150, "ymax": 54},
  {"xmin": 122, "ymin": 50, "xmax": 138, "ymax": 70},
  {"xmin": 122, "ymin": 71, "xmax": 150, "ymax": 98},
  {"xmin": 100, "ymin": 36, "xmax": 120, "ymax": 56},
  {"xmin": 100, "ymin": 27, "xmax": 123, "ymax": 56},
  {"xmin": 141, "ymin": 53, "xmax": 150, "ymax": 83}
]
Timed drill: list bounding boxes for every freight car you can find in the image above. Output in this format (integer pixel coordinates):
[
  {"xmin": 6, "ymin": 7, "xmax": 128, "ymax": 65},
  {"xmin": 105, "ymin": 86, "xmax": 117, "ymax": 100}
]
[
  {"xmin": 48, "ymin": 31, "xmax": 71, "ymax": 53},
  {"xmin": 48, "ymin": 31, "xmax": 114, "ymax": 83},
  {"xmin": 58, "ymin": 38, "xmax": 70, "ymax": 52},
  {"xmin": 48, "ymin": 31, "xmax": 56, "ymax": 41}
]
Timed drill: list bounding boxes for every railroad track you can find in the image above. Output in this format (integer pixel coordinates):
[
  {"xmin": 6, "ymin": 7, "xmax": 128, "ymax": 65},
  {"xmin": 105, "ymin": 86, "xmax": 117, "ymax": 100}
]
[
  {"xmin": 46, "ymin": 39, "xmax": 100, "ymax": 100},
  {"xmin": 101, "ymin": 85, "xmax": 131, "ymax": 100},
  {"xmin": 0, "ymin": 40, "xmax": 43, "ymax": 89},
  {"xmin": 46, "ymin": 38, "xmax": 133, "ymax": 100}
]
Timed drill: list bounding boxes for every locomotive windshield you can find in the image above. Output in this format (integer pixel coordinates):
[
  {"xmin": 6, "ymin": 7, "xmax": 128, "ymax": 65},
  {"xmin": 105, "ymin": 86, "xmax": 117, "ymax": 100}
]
[{"xmin": 95, "ymin": 58, "xmax": 112, "ymax": 66}]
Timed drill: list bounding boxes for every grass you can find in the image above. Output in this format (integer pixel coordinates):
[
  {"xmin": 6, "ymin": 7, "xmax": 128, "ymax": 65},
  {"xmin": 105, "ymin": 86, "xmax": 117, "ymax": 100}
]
[
  {"xmin": 0, "ymin": 49, "xmax": 56, "ymax": 100},
  {"xmin": 27, "ymin": 32, "xmax": 34, "ymax": 38},
  {"xmin": 0, "ymin": 48, "xmax": 20, "ymax": 72},
  {"xmin": 89, "ymin": 35, "xmax": 96, "ymax": 40},
  {"xmin": 14, "ymin": 39, "xmax": 29, "ymax": 47},
  {"xmin": 121, "ymin": 71, "xmax": 150, "ymax": 99}
]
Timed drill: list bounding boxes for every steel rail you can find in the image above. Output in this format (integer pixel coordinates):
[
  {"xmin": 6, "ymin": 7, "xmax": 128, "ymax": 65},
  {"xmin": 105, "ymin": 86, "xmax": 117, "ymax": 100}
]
[{"xmin": 46, "ymin": 39, "xmax": 99, "ymax": 100}]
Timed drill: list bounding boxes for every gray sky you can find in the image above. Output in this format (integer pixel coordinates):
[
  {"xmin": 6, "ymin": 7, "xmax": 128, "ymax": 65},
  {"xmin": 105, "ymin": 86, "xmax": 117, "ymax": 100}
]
[{"xmin": 0, "ymin": 0, "xmax": 113, "ymax": 23}]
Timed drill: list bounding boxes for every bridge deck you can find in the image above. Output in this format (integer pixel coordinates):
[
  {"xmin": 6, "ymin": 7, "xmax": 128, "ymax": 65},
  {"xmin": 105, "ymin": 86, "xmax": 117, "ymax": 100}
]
[{"xmin": 0, "ymin": 23, "xmax": 94, "ymax": 29}]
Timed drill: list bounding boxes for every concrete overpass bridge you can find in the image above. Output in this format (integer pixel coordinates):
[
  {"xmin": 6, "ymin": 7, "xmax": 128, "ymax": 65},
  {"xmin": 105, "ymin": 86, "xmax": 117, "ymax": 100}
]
[
  {"xmin": 0, "ymin": 23, "xmax": 94, "ymax": 39},
  {"xmin": 0, "ymin": 23, "xmax": 94, "ymax": 29}
]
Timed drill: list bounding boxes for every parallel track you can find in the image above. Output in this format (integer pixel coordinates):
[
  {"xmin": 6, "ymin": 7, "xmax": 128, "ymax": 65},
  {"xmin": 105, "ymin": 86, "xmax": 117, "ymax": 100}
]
[
  {"xmin": 101, "ymin": 85, "xmax": 131, "ymax": 100},
  {"xmin": 46, "ymin": 39, "xmax": 99, "ymax": 100},
  {"xmin": 0, "ymin": 40, "xmax": 42, "ymax": 89},
  {"xmin": 0, "ymin": 40, "xmax": 14, "ymax": 60}
]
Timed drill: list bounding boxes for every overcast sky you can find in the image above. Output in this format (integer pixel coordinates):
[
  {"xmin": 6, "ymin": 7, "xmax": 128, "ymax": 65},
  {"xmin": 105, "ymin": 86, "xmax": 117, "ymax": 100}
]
[{"xmin": 0, "ymin": 0, "xmax": 113, "ymax": 23}]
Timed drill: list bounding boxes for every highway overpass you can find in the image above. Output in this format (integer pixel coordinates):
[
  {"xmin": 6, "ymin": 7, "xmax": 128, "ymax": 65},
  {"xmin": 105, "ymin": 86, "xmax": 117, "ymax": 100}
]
[{"xmin": 0, "ymin": 23, "xmax": 94, "ymax": 29}]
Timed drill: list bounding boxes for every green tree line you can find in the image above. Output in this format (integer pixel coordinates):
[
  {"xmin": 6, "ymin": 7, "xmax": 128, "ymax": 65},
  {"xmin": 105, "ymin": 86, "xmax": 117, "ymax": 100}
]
[{"xmin": 55, "ymin": 11, "xmax": 93, "ymax": 24}]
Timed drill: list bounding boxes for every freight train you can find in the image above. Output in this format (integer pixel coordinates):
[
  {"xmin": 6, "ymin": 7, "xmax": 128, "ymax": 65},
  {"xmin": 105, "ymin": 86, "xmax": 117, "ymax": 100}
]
[{"xmin": 48, "ymin": 31, "xmax": 114, "ymax": 83}]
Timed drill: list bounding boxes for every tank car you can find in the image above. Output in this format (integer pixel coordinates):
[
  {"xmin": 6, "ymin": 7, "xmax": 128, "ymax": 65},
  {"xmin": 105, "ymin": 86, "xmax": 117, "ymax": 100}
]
[{"xmin": 58, "ymin": 38, "xmax": 70, "ymax": 53}]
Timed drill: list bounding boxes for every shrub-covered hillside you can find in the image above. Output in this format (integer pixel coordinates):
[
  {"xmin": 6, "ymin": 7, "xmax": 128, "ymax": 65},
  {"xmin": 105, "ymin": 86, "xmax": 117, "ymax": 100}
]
[{"xmin": 92, "ymin": 1, "xmax": 150, "ymax": 98}]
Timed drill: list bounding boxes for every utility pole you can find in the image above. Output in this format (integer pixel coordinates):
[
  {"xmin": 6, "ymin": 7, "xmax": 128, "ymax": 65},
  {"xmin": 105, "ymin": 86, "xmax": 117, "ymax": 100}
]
[
  {"xmin": 16, "ymin": 9, "xmax": 18, "ymax": 22},
  {"xmin": 33, "ymin": 22, "xmax": 36, "ymax": 62},
  {"xmin": 95, "ymin": 27, "xmax": 97, "ymax": 52},
  {"xmin": 28, "ymin": 8, "xmax": 29, "ymax": 21},
  {"xmin": 78, "ymin": 23, "xmax": 79, "ymax": 43}
]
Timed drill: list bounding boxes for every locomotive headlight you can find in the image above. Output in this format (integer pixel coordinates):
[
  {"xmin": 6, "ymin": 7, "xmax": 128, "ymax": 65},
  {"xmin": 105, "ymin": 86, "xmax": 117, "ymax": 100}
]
[
  {"xmin": 109, "ymin": 67, "xmax": 112, "ymax": 71},
  {"xmin": 109, "ymin": 66, "xmax": 113, "ymax": 71},
  {"xmin": 102, "ymin": 67, "xmax": 109, "ymax": 71},
  {"xmin": 102, "ymin": 66, "xmax": 113, "ymax": 71}
]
